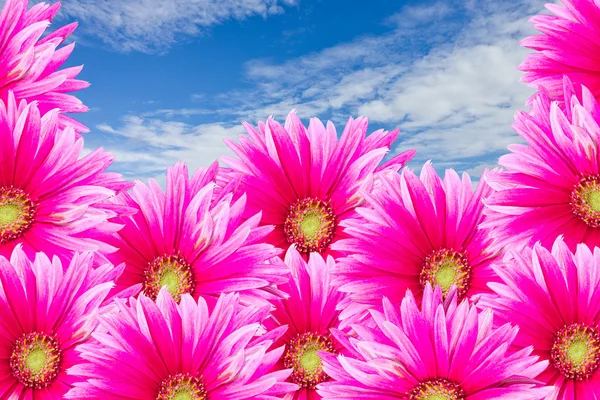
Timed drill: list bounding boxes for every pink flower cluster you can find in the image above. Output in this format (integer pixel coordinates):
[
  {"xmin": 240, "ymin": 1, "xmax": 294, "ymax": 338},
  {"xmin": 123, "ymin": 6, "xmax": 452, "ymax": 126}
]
[{"xmin": 0, "ymin": 0, "xmax": 598, "ymax": 398}]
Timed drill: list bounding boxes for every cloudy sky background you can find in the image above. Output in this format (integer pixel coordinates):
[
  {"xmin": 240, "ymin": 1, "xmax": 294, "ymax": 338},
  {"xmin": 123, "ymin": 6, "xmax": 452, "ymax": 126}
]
[{"xmin": 30, "ymin": 0, "xmax": 549, "ymax": 186}]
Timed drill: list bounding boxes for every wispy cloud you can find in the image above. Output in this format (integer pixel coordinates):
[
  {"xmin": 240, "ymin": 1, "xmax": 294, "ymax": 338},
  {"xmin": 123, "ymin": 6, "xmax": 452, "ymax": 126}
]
[
  {"xmin": 384, "ymin": 2, "xmax": 455, "ymax": 29},
  {"xmin": 97, "ymin": 0, "xmax": 548, "ymax": 182},
  {"xmin": 227, "ymin": 0, "xmax": 545, "ymax": 173},
  {"xmin": 96, "ymin": 116, "xmax": 243, "ymax": 180},
  {"xmin": 48, "ymin": 0, "xmax": 297, "ymax": 53}
]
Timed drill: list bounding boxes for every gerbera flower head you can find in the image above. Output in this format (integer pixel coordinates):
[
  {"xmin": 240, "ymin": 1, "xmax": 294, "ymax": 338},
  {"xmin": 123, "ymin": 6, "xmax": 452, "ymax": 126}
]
[
  {"xmin": 0, "ymin": 0, "xmax": 89, "ymax": 132},
  {"xmin": 481, "ymin": 236, "xmax": 600, "ymax": 398},
  {"xmin": 317, "ymin": 283, "xmax": 552, "ymax": 399},
  {"xmin": 332, "ymin": 162, "xmax": 499, "ymax": 323},
  {"xmin": 484, "ymin": 76, "xmax": 600, "ymax": 251},
  {"xmin": 222, "ymin": 110, "xmax": 415, "ymax": 258},
  {"xmin": 0, "ymin": 94, "xmax": 131, "ymax": 263},
  {"xmin": 105, "ymin": 161, "xmax": 289, "ymax": 305},
  {"xmin": 519, "ymin": 0, "xmax": 600, "ymax": 104},
  {"xmin": 264, "ymin": 247, "xmax": 346, "ymax": 399},
  {"xmin": 67, "ymin": 290, "xmax": 297, "ymax": 399},
  {"xmin": 0, "ymin": 246, "xmax": 120, "ymax": 398}
]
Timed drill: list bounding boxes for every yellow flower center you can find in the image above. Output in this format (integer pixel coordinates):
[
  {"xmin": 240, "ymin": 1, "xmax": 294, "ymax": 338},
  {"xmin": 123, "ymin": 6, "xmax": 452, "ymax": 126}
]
[
  {"xmin": 419, "ymin": 249, "xmax": 472, "ymax": 299},
  {"xmin": 156, "ymin": 373, "xmax": 207, "ymax": 400},
  {"xmin": 0, "ymin": 186, "xmax": 36, "ymax": 244},
  {"xmin": 586, "ymin": 191, "xmax": 600, "ymax": 212},
  {"xmin": 26, "ymin": 348, "xmax": 47, "ymax": 372},
  {"xmin": 143, "ymin": 254, "xmax": 195, "ymax": 302},
  {"xmin": 283, "ymin": 332, "xmax": 334, "ymax": 389},
  {"xmin": 300, "ymin": 348, "xmax": 321, "ymax": 373},
  {"xmin": 10, "ymin": 332, "xmax": 63, "ymax": 389},
  {"xmin": 434, "ymin": 262, "xmax": 458, "ymax": 291},
  {"xmin": 552, "ymin": 323, "xmax": 600, "ymax": 380},
  {"xmin": 409, "ymin": 378, "xmax": 465, "ymax": 400},
  {"xmin": 571, "ymin": 175, "xmax": 600, "ymax": 227},
  {"xmin": 300, "ymin": 212, "xmax": 321, "ymax": 239},
  {"xmin": 284, "ymin": 197, "xmax": 337, "ymax": 253},
  {"xmin": 0, "ymin": 204, "xmax": 19, "ymax": 225}
]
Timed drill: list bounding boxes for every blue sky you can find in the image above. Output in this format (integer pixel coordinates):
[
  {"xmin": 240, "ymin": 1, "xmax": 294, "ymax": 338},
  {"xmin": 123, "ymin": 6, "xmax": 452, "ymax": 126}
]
[{"xmin": 44, "ymin": 0, "xmax": 549, "ymax": 185}]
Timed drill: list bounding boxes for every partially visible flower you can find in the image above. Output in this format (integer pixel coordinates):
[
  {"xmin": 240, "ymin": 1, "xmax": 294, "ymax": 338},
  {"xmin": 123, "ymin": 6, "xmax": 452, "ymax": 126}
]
[
  {"xmin": 317, "ymin": 284, "xmax": 552, "ymax": 399},
  {"xmin": 484, "ymin": 77, "xmax": 600, "ymax": 251},
  {"xmin": 481, "ymin": 237, "xmax": 600, "ymax": 399},
  {"xmin": 333, "ymin": 163, "xmax": 499, "ymax": 324},
  {"xmin": 264, "ymin": 247, "xmax": 346, "ymax": 399},
  {"xmin": 67, "ymin": 290, "xmax": 297, "ymax": 399},
  {"xmin": 104, "ymin": 161, "xmax": 288, "ymax": 305},
  {"xmin": 0, "ymin": 246, "xmax": 119, "ymax": 398},
  {"xmin": 222, "ymin": 110, "xmax": 415, "ymax": 258},
  {"xmin": 0, "ymin": 0, "xmax": 89, "ymax": 132},
  {"xmin": 519, "ymin": 0, "xmax": 600, "ymax": 104},
  {"xmin": 0, "ymin": 94, "xmax": 130, "ymax": 263}
]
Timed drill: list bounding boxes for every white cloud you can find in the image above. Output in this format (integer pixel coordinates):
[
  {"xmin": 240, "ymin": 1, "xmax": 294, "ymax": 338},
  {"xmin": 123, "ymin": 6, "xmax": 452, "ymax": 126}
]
[
  {"xmin": 357, "ymin": 38, "xmax": 533, "ymax": 163},
  {"xmin": 226, "ymin": 0, "xmax": 546, "ymax": 178},
  {"xmin": 358, "ymin": 42, "xmax": 527, "ymax": 125},
  {"xmin": 95, "ymin": 116, "xmax": 243, "ymax": 180},
  {"xmin": 95, "ymin": 0, "xmax": 548, "ymax": 181},
  {"xmin": 463, "ymin": 163, "xmax": 501, "ymax": 177},
  {"xmin": 384, "ymin": 2, "xmax": 455, "ymax": 29},
  {"xmin": 47, "ymin": 0, "xmax": 297, "ymax": 53}
]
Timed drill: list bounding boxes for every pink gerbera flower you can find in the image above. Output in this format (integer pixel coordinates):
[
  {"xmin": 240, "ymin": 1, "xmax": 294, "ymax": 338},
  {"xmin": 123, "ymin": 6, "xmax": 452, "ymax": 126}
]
[
  {"xmin": 67, "ymin": 290, "xmax": 296, "ymax": 399},
  {"xmin": 0, "ymin": 246, "xmax": 121, "ymax": 398},
  {"xmin": 317, "ymin": 284, "xmax": 552, "ymax": 399},
  {"xmin": 0, "ymin": 0, "xmax": 89, "ymax": 132},
  {"xmin": 519, "ymin": 0, "xmax": 600, "ymax": 104},
  {"xmin": 104, "ymin": 161, "xmax": 288, "ymax": 305},
  {"xmin": 222, "ymin": 110, "xmax": 415, "ymax": 258},
  {"xmin": 484, "ymin": 77, "xmax": 600, "ymax": 251},
  {"xmin": 332, "ymin": 163, "xmax": 498, "ymax": 321},
  {"xmin": 481, "ymin": 237, "xmax": 600, "ymax": 398},
  {"xmin": 263, "ymin": 247, "xmax": 346, "ymax": 399},
  {"xmin": 0, "ymin": 95, "xmax": 130, "ymax": 263}
]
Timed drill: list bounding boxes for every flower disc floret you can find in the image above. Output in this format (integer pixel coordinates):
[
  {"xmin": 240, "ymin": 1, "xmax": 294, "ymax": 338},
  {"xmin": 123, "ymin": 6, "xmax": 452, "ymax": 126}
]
[
  {"xmin": 551, "ymin": 323, "xmax": 600, "ymax": 381},
  {"xmin": 157, "ymin": 373, "xmax": 208, "ymax": 400},
  {"xmin": 284, "ymin": 197, "xmax": 337, "ymax": 253},
  {"xmin": 142, "ymin": 254, "xmax": 195, "ymax": 302},
  {"xmin": 10, "ymin": 332, "xmax": 62, "ymax": 389},
  {"xmin": 571, "ymin": 175, "xmax": 600, "ymax": 228},
  {"xmin": 419, "ymin": 249, "xmax": 472, "ymax": 299},
  {"xmin": 0, "ymin": 186, "xmax": 36, "ymax": 244},
  {"xmin": 409, "ymin": 378, "xmax": 466, "ymax": 400},
  {"xmin": 283, "ymin": 332, "xmax": 334, "ymax": 389}
]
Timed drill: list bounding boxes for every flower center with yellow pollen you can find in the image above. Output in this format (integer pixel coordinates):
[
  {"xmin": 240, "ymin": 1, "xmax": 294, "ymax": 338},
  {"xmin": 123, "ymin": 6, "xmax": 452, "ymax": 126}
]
[
  {"xmin": 419, "ymin": 249, "xmax": 472, "ymax": 299},
  {"xmin": 409, "ymin": 378, "xmax": 466, "ymax": 400},
  {"xmin": 0, "ymin": 186, "xmax": 36, "ymax": 244},
  {"xmin": 571, "ymin": 175, "xmax": 600, "ymax": 227},
  {"xmin": 551, "ymin": 323, "xmax": 600, "ymax": 380},
  {"xmin": 283, "ymin": 332, "xmax": 334, "ymax": 389},
  {"xmin": 157, "ymin": 373, "xmax": 207, "ymax": 400},
  {"xmin": 143, "ymin": 254, "xmax": 195, "ymax": 302},
  {"xmin": 284, "ymin": 197, "xmax": 337, "ymax": 253},
  {"xmin": 10, "ymin": 332, "xmax": 63, "ymax": 389}
]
